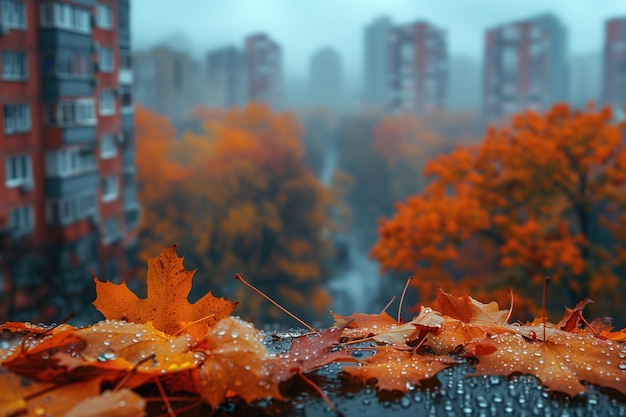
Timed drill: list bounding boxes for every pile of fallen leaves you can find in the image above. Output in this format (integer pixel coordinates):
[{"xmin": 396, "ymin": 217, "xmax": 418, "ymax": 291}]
[{"xmin": 1, "ymin": 246, "xmax": 625, "ymax": 416}]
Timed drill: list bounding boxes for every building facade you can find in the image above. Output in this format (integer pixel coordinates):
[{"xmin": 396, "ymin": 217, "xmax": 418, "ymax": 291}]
[
  {"xmin": 602, "ymin": 17, "xmax": 626, "ymax": 119},
  {"xmin": 133, "ymin": 46, "xmax": 200, "ymax": 122},
  {"xmin": 483, "ymin": 13, "xmax": 568, "ymax": 121},
  {"xmin": 206, "ymin": 46, "xmax": 248, "ymax": 109},
  {"xmin": 245, "ymin": 33, "xmax": 282, "ymax": 110},
  {"xmin": 363, "ymin": 16, "xmax": 392, "ymax": 110},
  {"xmin": 387, "ymin": 21, "xmax": 448, "ymax": 114},
  {"xmin": 0, "ymin": 0, "xmax": 139, "ymax": 322},
  {"xmin": 309, "ymin": 47, "xmax": 342, "ymax": 110}
]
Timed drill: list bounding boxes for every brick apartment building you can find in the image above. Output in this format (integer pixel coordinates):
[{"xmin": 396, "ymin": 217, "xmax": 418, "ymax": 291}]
[
  {"xmin": 387, "ymin": 21, "xmax": 448, "ymax": 114},
  {"xmin": 483, "ymin": 13, "xmax": 568, "ymax": 122},
  {"xmin": 0, "ymin": 0, "xmax": 139, "ymax": 322},
  {"xmin": 602, "ymin": 17, "xmax": 626, "ymax": 119},
  {"xmin": 245, "ymin": 33, "xmax": 282, "ymax": 110}
]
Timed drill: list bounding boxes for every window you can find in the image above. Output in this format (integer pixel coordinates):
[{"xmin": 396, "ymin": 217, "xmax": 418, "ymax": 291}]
[
  {"xmin": 8, "ymin": 205, "xmax": 33, "ymax": 237},
  {"xmin": 95, "ymin": 3, "xmax": 112, "ymax": 29},
  {"xmin": 100, "ymin": 134, "xmax": 117, "ymax": 159},
  {"xmin": 120, "ymin": 89, "xmax": 133, "ymax": 112},
  {"xmin": 45, "ymin": 99, "xmax": 95, "ymax": 127},
  {"xmin": 5, "ymin": 154, "xmax": 32, "ymax": 187},
  {"xmin": 40, "ymin": 3, "xmax": 90, "ymax": 34},
  {"xmin": 1, "ymin": 0, "xmax": 26, "ymax": 30},
  {"xmin": 101, "ymin": 175, "xmax": 118, "ymax": 202},
  {"xmin": 102, "ymin": 217, "xmax": 120, "ymax": 244},
  {"xmin": 98, "ymin": 47, "xmax": 114, "ymax": 72},
  {"xmin": 119, "ymin": 52, "xmax": 132, "ymax": 70},
  {"xmin": 45, "ymin": 147, "xmax": 96, "ymax": 177},
  {"xmin": 99, "ymin": 90, "xmax": 116, "ymax": 115},
  {"xmin": 3, "ymin": 104, "xmax": 30, "ymax": 134},
  {"xmin": 1, "ymin": 51, "xmax": 27, "ymax": 81},
  {"xmin": 47, "ymin": 193, "xmax": 96, "ymax": 226},
  {"xmin": 42, "ymin": 51, "xmax": 92, "ymax": 77}
]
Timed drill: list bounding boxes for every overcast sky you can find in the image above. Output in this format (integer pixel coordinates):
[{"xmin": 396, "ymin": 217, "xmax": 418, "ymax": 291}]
[{"xmin": 132, "ymin": 0, "xmax": 625, "ymax": 79}]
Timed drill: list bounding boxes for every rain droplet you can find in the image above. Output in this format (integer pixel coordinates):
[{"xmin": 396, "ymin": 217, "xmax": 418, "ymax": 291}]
[{"xmin": 97, "ymin": 348, "xmax": 117, "ymax": 362}]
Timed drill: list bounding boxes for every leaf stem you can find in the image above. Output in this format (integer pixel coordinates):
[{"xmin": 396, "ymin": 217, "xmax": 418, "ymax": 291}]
[
  {"xmin": 398, "ymin": 276, "xmax": 413, "ymax": 323},
  {"xmin": 234, "ymin": 274, "xmax": 319, "ymax": 334}
]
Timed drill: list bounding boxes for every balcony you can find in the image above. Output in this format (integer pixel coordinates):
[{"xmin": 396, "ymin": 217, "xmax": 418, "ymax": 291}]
[{"xmin": 46, "ymin": 172, "xmax": 98, "ymax": 198}]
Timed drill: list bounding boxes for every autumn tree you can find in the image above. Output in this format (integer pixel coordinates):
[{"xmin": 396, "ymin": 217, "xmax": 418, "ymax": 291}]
[
  {"xmin": 136, "ymin": 104, "xmax": 335, "ymax": 324},
  {"xmin": 372, "ymin": 104, "xmax": 626, "ymax": 323}
]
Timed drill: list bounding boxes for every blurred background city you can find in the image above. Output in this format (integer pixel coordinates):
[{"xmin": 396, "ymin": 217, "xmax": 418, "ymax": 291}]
[{"xmin": 1, "ymin": 0, "xmax": 626, "ymax": 327}]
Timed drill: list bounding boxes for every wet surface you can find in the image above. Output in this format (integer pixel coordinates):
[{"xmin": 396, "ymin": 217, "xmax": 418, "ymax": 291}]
[{"xmin": 204, "ymin": 330, "xmax": 626, "ymax": 417}]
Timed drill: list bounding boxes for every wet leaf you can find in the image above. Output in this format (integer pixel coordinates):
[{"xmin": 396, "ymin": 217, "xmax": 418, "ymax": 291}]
[{"xmin": 93, "ymin": 245, "xmax": 238, "ymax": 340}]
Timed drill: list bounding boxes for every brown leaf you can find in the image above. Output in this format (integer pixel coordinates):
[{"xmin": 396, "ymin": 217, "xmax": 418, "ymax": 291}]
[
  {"xmin": 435, "ymin": 287, "xmax": 509, "ymax": 325},
  {"xmin": 274, "ymin": 326, "xmax": 355, "ymax": 380},
  {"xmin": 557, "ymin": 298, "xmax": 593, "ymax": 331},
  {"xmin": 195, "ymin": 317, "xmax": 283, "ymax": 408},
  {"xmin": 469, "ymin": 328, "xmax": 626, "ymax": 397},
  {"xmin": 64, "ymin": 389, "xmax": 146, "ymax": 417},
  {"xmin": 343, "ymin": 346, "xmax": 454, "ymax": 392},
  {"xmin": 93, "ymin": 245, "xmax": 238, "ymax": 340}
]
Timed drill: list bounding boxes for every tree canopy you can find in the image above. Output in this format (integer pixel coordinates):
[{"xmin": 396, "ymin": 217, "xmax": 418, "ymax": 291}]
[{"xmin": 372, "ymin": 104, "xmax": 626, "ymax": 322}]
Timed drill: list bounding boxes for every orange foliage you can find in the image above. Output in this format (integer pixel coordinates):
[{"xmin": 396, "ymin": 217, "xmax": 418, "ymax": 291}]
[
  {"xmin": 135, "ymin": 104, "xmax": 334, "ymax": 324},
  {"xmin": 372, "ymin": 104, "xmax": 626, "ymax": 321}
]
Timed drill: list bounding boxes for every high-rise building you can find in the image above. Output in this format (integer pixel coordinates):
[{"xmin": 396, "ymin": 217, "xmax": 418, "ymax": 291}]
[
  {"xmin": 483, "ymin": 13, "xmax": 568, "ymax": 121},
  {"xmin": 602, "ymin": 17, "xmax": 626, "ymax": 119},
  {"xmin": 206, "ymin": 46, "xmax": 248, "ymax": 109},
  {"xmin": 387, "ymin": 21, "xmax": 448, "ymax": 114},
  {"xmin": 245, "ymin": 33, "xmax": 282, "ymax": 110},
  {"xmin": 0, "ymin": 0, "xmax": 139, "ymax": 322},
  {"xmin": 363, "ymin": 16, "xmax": 392, "ymax": 110},
  {"xmin": 133, "ymin": 46, "xmax": 197, "ymax": 121},
  {"xmin": 309, "ymin": 47, "xmax": 343, "ymax": 110}
]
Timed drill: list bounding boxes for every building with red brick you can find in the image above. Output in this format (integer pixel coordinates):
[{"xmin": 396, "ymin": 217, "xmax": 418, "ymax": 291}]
[
  {"xmin": 245, "ymin": 33, "xmax": 282, "ymax": 110},
  {"xmin": 0, "ymin": 0, "xmax": 138, "ymax": 322},
  {"xmin": 483, "ymin": 13, "xmax": 568, "ymax": 122},
  {"xmin": 387, "ymin": 20, "xmax": 448, "ymax": 114}
]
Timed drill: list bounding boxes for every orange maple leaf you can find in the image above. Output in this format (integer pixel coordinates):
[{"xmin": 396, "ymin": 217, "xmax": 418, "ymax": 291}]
[
  {"xmin": 343, "ymin": 346, "xmax": 455, "ymax": 392},
  {"xmin": 469, "ymin": 328, "xmax": 626, "ymax": 397},
  {"xmin": 194, "ymin": 317, "xmax": 283, "ymax": 408},
  {"xmin": 93, "ymin": 245, "xmax": 238, "ymax": 340},
  {"xmin": 435, "ymin": 287, "xmax": 509, "ymax": 325}
]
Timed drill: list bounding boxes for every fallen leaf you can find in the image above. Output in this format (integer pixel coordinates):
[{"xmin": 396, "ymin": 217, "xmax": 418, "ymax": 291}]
[
  {"xmin": 331, "ymin": 311, "xmax": 399, "ymax": 340},
  {"xmin": 435, "ymin": 287, "xmax": 509, "ymax": 325},
  {"xmin": 557, "ymin": 298, "xmax": 594, "ymax": 332},
  {"xmin": 195, "ymin": 317, "xmax": 283, "ymax": 408},
  {"xmin": 343, "ymin": 346, "xmax": 455, "ymax": 392},
  {"xmin": 93, "ymin": 245, "xmax": 238, "ymax": 340},
  {"xmin": 469, "ymin": 328, "xmax": 626, "ymax": 397},
  {"xmin": 274, "ymin": 326, "xmax": 355, "ymax": 380},
  {"xmin": 64, "ymin": 389, "xmax": 146, "ymax": 417}
]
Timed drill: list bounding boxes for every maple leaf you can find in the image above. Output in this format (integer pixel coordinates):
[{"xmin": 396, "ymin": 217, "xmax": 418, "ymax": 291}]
[
  {"xmin": 64, "ymin": 389, "xmax": 146, "ymax": 417},
  {"xmin": 273, "ymin": 326, "xmax": 355, "ymax": 381},
  {"xmin": 435, "ymin": 287, "xmax": 509, "ymax": 325},
  {"xmin": 331, "ymin": 310, "xmax": 398, "ymax": 340},
  {"xmin": 343, "ymin": 346, "xmax": 455, "ymax": 392},
  {"xmin": 556, "ymin": 298, "xmax": 593, "ymax": 331},
  {"xmin": 195, "ymin": 316, "xmax": 283, "ymax": 408},
  {"xmin": 0, "ymin": 370, "xmax": 102, "ymax": 417},
  {"xmin": 93, "ymin": 245, "xmax": 238, "ymax": 340},
  {"xmin": 469, "ymin": 328, "xmax": 626, "ymax": 397},
  {"xmin": 333, "ymin": 307, "xmax": 443, "ymax": 348}
]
